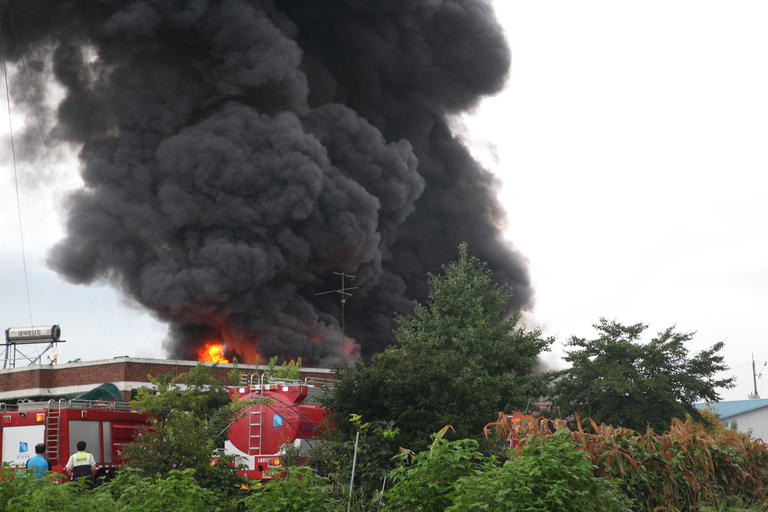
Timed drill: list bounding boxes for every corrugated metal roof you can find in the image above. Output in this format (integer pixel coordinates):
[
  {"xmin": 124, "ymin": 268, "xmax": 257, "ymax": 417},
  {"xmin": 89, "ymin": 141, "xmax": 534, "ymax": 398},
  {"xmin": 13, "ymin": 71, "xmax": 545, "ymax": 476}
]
[{"xmin": 694, "ymin": 399, "xmax": 768, "ymax": 419}]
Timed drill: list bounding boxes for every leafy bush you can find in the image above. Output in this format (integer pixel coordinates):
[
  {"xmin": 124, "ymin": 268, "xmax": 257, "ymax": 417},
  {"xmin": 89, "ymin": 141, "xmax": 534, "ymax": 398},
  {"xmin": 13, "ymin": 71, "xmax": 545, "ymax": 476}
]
[
  {"xmin": 4, "ymin": 468, "xmax": 230, "ymax": 512},
  {"xmin": 309, "ymin": 414, "xmax": 401, "ymax": 498},
  {"xmin": 383, "ymin": 429, "xmax": 492, "ymax": 512},
  {"xmin": 1, "ymin": 469, "xmax": 108, "ymax": 512},
  {"xmin": 6, "ymin": 479, "xmax": 116, "ymax": 512},
  {"xmin": 99, "ymin": 468, "xmax": 221, "ymax": 512},
  {"xmin": 240, "ymin": 466, "xmax": 338, "ymax": 512},
  {"xmin": 0, "ymin": 465, "xmax": 32, "ymax": 510},
  {"xmin": 447, "ymin": 431, "xmax": 630, "ymax": 512}
]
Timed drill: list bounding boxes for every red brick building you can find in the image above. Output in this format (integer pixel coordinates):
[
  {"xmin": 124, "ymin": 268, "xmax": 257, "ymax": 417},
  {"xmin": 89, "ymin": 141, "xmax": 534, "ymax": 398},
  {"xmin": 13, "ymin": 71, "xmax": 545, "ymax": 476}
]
[{"xmin": 0, "ymin": 357, "xmax": 335, "ymax": 403}]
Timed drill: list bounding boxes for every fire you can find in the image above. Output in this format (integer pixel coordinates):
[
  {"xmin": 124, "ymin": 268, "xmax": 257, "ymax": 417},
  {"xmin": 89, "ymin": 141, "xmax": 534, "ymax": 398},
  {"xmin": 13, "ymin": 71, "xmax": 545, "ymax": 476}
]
[{"xmin": 198, "ymin": 342, "xmax": 229, "ymax": 363}]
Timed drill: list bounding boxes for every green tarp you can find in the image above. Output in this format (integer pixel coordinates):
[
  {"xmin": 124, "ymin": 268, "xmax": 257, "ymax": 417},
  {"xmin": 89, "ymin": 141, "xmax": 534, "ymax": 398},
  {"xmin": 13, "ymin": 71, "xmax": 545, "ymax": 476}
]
[{"xmin": 73, "ymin": 382, "xmax": 123, "ymax": 402}]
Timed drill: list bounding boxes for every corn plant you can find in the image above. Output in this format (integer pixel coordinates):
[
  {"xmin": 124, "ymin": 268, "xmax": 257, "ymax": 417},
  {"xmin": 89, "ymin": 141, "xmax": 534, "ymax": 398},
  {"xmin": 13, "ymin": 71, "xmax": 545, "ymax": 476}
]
[{"xmin": 484, "ymin": 411, "xmax": 768, "ymax": 511}]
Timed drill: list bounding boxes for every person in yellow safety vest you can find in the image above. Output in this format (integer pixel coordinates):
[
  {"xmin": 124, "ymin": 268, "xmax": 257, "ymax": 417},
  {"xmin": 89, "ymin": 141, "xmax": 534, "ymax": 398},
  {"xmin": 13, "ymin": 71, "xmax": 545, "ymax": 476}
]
[{"xmin": 64, "ymin": 440, "xmax": 97, "ymax": 480}]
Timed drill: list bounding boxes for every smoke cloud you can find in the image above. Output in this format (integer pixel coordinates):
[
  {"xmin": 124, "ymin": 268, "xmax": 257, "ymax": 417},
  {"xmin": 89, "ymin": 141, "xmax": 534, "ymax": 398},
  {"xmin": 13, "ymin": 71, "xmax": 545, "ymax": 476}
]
[{"xmin": 3, "ymin": 0, "xmax": 531, "ymax": 364}]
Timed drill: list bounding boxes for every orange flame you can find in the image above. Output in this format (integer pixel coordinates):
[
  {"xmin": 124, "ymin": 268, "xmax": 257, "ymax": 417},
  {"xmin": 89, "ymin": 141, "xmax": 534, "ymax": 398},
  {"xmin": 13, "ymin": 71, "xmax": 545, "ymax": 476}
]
[{"xmin": 198, "ymin": 342, "xmax": 230, "ymax": 363}]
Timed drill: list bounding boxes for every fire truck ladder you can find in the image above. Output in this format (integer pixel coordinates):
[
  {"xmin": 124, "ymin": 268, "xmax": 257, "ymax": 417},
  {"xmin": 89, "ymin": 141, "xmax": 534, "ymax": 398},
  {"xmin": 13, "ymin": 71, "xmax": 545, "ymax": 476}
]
[
  {"xmin": 46, "ymin": 408, "xmax": 61, "ymax": 462},
  {"xmin": 248, "ymin": 406, "xmax": 263, "ymax": 455}
]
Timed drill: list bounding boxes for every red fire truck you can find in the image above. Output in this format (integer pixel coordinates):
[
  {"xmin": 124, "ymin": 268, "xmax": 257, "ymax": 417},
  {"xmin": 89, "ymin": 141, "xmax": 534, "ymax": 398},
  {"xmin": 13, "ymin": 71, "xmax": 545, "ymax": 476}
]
[
  {"xmin": 223, "ymin": 376, "xmax": 330, "ymax": 480},
  {"xmin": 0, "ymin": 377, "xmax": 330, "ymax": 481},
  {"xmin": 0, "ymin": 399, "xmax": 150, "ymax": 476}
]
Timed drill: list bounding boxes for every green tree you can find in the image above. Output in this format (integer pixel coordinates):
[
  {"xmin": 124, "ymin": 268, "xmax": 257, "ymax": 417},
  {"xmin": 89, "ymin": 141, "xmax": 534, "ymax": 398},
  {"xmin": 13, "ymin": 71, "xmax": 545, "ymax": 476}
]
[
  {"xmin": 550, "ymin": 318, "xmax": 734, "ymax": 431},
  {"xmin": 121, "ymin": 364, "xmax": 244, "ymax": 493},
  {"xmin": 327, "ymin": 243, "xmax": 552, "ymax": 451},
  {"xmin": 264, "ymin": 356, "xmax": 302, "ymax": 381}
]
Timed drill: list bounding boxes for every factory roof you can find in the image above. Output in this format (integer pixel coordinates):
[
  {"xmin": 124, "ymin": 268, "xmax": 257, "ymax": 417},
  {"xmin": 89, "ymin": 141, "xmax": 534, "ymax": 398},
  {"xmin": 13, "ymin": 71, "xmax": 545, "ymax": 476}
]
[
  {"xmin": 694, "ymin": 398, "xmax": 768, "ymax": 419},
  {"xmin": 0, "ymin": 357, "xmax": 333, "ymax": 402}
]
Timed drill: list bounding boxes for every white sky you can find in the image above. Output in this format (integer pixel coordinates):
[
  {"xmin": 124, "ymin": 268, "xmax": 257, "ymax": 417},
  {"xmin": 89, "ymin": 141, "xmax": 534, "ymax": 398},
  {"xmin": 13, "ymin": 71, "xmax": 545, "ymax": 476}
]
[
  {"xmin": 465, "ymin": 0, "xmax": 768, "ymax": 401},
  {"xmin": 1, "ymin": 1, "xmax": 767, "ymax": 400}
]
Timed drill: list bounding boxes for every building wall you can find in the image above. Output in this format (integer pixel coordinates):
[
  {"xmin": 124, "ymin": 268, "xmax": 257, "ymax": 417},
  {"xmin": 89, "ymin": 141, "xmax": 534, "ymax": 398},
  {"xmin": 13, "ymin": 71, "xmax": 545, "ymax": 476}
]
[
  {"xmin": 726, "ymin": 407, "xmax": 768, "ymax": 441},
  {"xmin": 0, "ymin": 357, "xmax": 335, "ymax": 403}
]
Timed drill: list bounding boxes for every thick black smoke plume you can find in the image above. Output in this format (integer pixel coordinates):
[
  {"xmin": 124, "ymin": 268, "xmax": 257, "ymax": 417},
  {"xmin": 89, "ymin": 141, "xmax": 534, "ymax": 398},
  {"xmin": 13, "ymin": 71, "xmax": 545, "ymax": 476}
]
[{"xmin": 3, "ymin": 0, "xmax": 531, "ymax": 364}]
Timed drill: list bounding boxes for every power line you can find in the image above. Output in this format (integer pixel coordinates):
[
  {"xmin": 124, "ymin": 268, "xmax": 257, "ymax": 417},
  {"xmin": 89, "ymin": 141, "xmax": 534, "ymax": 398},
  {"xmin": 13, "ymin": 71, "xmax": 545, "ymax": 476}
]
[
  {"xmin": 0, "ymin": 7, "xmax": 33, "ymax": 325},
  {"xmin": 2, "ymin": 0, "xmax": 112, "ymax": 348},
  {"xmin": 4, "ymin": 1, "xmax": 60, "ymax": 188}
]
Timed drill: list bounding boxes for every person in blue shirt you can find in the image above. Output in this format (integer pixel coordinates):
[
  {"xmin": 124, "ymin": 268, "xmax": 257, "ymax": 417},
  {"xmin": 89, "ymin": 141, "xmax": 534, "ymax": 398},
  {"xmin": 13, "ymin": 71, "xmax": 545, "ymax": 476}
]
[{"xmin": 25, "ymin": 443, "xmax": 49, "ymax": 478}]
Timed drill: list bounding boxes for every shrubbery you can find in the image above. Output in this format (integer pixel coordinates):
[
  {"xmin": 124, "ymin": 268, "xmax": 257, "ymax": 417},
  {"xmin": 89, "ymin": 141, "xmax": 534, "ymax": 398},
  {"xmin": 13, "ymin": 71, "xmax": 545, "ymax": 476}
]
[
  {"xmin": 448, "ymin": 432, "xmax": 630, "ymax": 512},
  {"xmin": 380, "ymin": 429, "xmax": 629, "ymax": 512},
  {"xmin": 240, "ymin": 466, "xmax": 338, "ymax": 512},
  {"xmin": 0, "ymin": 467, "xmax": 222, "ymax": 512},
  {"xmin": 5, "ymin": 412, "xmax": 768, "ymax": 511},
  {"xmin": 384, "ymin": 430, "xmax": 492, "ymax": 512}
]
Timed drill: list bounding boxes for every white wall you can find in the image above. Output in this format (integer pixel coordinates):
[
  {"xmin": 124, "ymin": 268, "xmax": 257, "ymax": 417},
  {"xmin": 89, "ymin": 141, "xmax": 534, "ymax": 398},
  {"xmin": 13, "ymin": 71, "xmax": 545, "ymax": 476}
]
[{"xmin": 727, "ymin": 407, "xmax": 768, "ymax": 441}]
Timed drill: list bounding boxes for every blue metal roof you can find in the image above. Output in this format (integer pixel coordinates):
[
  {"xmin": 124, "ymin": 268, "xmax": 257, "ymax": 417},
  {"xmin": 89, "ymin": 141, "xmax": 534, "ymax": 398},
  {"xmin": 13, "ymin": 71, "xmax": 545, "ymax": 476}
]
[{"xmin": 695, "ymin": 399, "xmax": 768, "ymax": 419}]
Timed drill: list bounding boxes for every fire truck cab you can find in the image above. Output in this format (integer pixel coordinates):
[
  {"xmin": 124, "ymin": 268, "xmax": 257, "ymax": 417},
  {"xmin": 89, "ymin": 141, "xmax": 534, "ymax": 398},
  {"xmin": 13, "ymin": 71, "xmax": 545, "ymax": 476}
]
[
  {"xmin": 224, "ymin": 377, "xmax": 329, "ymax": 480},
  {"xmin": 0, "ymin": 399, "xmax": 150, "ymax": 476}
]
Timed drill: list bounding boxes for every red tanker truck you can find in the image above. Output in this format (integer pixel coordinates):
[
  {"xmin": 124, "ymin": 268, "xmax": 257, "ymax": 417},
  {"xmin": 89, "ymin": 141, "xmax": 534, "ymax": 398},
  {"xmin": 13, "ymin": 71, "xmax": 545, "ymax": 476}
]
[{"xmin": 223, "ymin": 377, "xmax": 330, "ymax": 480}]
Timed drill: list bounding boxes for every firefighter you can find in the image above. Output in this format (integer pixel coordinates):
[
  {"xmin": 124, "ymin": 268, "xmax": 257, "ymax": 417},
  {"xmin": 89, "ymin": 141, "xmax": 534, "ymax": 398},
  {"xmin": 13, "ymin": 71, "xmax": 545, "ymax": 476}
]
[
  {"xmin": 25, "ymin": 443, "xmax": 49, "ymax": 478},
  {"xmin": 64, "ymin": 441, "xmax": 97, "ymax": 481}
]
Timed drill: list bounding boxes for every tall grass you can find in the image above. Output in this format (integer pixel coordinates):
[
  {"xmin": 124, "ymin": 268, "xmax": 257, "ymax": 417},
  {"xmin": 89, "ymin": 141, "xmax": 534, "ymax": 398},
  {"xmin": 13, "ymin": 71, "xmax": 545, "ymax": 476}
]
[{"xmin": 484, "ymin": 413, "xmax": 768, "ymax": 511}]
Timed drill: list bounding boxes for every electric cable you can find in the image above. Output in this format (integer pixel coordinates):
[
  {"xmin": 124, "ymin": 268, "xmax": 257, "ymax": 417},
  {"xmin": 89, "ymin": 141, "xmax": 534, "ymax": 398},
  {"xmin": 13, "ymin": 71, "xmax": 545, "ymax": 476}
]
[
  {"xmin": 0, "ymin": 5, "xmax": 33, "ymax": 325},
  {"xmin": 3, "ymin": 0, "xmax": 112, "ymax": 348}
]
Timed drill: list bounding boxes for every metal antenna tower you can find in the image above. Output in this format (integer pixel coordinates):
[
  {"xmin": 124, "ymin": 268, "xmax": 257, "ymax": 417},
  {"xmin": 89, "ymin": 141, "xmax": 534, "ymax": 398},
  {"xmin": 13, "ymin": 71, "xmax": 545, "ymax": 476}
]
[{"xmin": 315, "ymin": 272, "xmax": 357, "ymax": 340}]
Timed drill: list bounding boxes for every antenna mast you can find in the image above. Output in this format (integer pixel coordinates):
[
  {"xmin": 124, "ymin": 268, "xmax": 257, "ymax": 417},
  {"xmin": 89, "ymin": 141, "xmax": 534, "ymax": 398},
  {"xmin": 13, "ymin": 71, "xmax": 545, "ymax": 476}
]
[{"xmin": 315, "ymin": 272, "xmax": 357, "ymax": 340}]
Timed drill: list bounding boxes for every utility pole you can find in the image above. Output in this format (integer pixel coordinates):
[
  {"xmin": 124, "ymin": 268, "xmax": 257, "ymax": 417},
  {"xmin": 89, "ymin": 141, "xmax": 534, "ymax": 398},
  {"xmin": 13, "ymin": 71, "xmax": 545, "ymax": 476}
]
[
  {"xmin": 753, "ymin": 354, "xmax": 759, "ymax": 399},
  {"xmin": 749, "ymin": 353, "xmax": 766, "ymax": 400},
  {"xmin": 315, "ymin": 272, "xmax": 358, "ymax": 340}
]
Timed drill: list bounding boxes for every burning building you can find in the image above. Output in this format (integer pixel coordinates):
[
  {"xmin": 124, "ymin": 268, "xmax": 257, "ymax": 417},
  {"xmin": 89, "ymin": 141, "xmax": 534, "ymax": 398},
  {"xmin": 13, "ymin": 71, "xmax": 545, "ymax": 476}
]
[{"xmin": 2, "ymin": 0, "xmax": 531, "ymax": 364}]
